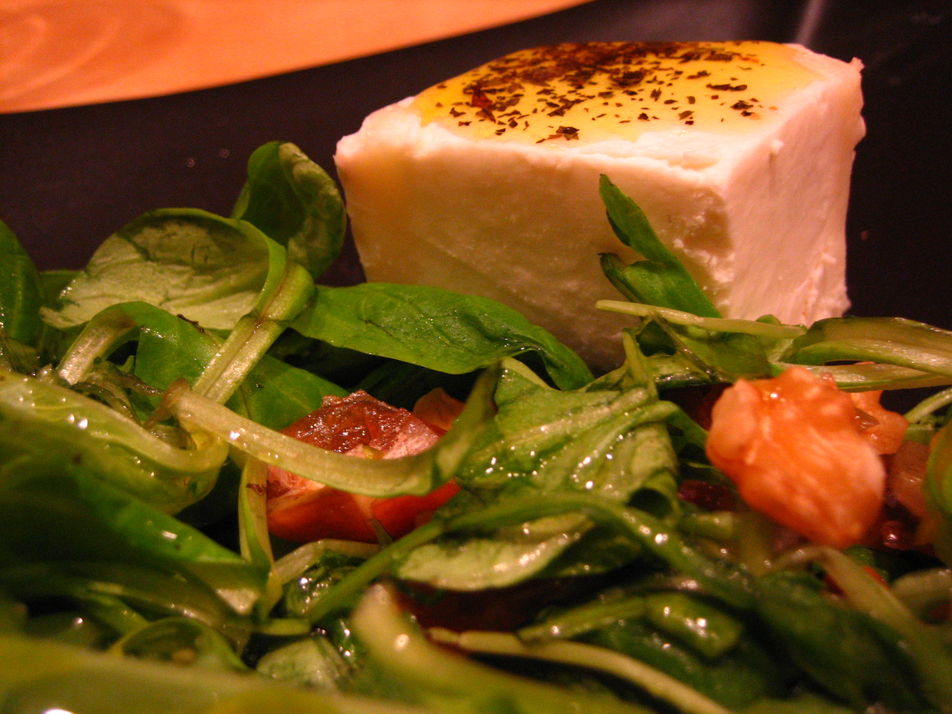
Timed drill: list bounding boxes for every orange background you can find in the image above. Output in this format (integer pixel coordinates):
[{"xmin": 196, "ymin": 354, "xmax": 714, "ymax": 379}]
[{"xmin": 1, "ymin": 0, "xmax": 589, "ymax": 113}]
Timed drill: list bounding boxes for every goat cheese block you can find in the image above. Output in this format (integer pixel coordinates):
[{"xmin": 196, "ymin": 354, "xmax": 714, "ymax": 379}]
[{"xmin": 335, "ymin": 42, "xmax": 864, "ymax": 369}]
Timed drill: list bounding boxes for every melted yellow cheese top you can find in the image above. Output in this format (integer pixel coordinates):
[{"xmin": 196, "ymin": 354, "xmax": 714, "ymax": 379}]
[{"xmin": 413, "ymin": 41, "xmax": 819, "ymax": 145}]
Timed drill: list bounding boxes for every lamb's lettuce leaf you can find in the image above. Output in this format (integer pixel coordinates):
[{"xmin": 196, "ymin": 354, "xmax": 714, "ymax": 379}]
[
  {"xmin": 0, "ymin": 630, "xmax": 436, "ymax": 713},
  {"xmin": 0, "ymin": 461, "xmax": 267, "ymax": 622},
  {"xmin": 43, "ymin": 209, "xmax": 275, "ymax": 331},
  {"xmin": 0, "ymin": 220, "xmax": 43, "ymax": 347},
  {"xmin": 232, "ymin": 141, "xmax": 346, "ymax": 279},
  {"xmin": 59, "ymin": 300, "xmax": 343, "ymax": 429},
  {"xmin": 0, "ymin": 367, "xmax": 227, "ymax": 512},
  {"xmin": 292, "ymin": 282, "xmax": 593, "ymax": 391}
]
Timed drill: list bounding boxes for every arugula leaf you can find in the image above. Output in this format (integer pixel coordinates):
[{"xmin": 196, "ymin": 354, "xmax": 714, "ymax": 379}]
[
  {"xmin": 649, "ymin": 320, "xmax": 772, "ymax": 381},
  {"xmin": 292, "ymin": 282, "xmax": 593, "ymax": 389},
  {"xmin": 459, "ymin": 360, "xmax": 676, "ymax": 500},
  {"xmin": 396, "ymin": 355, "xmax": 679, "ymax": 589},
  {"xmin": 598, "ymin": 176, "xmax": 719, "ymax": 318},
  {"xmin": 232, "ymin": 141, "xmax": 346, "ymax": 279}
]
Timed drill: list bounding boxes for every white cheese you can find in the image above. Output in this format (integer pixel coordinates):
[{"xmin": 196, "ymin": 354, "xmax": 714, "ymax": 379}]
[{"xmin": 335, "ymin": 42, "xmax": 864, "ymax": 369}]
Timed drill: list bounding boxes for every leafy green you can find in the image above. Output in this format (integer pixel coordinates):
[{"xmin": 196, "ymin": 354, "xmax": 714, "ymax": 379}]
[
  {"xmin": 292, "ymin": 282, "xmax": 593, "ymax": 390},
  {"xmin": 433, "ymin": 627, "xmax": 735, "ymax": 714},
  {"xmin": 740, "ymin": 693, "xmax": 855, "ymax": 714},
  {"xmin": 189, "ymin": 254, "xmax": 315, "ymax": 405},
  {"xmin": 598, "ymin": 175, "xmax": 719, "ymax": 318},
  {"xmin": 818, "ymin": 546, "xmax": 952, "ymax": 709},
  {"xmin": 131, "ymin": 301, "xmax": 345, "ymax": 428},
  {"xmin": 0, "ymin": 367, "xmax": 227, "ymax": 512},
  {"xmin": 232, "ymin": 141, "xmax": 346, "ymax": 279},
  {"xmin": 301, "ymin": 493, "xmax": 752, "ymax": 625},
  {"xmin": 786, "ymin": 316, "xmax": 952, "ymax": 379},
  {"xmin": 256, "ymin": 634, "xmax": 353, "ymax": 689},
  {"xmin": 642, "ymin": 592, "xmax": 743, "ymax": 659},
  {"xmin": 581, "ymin": 616, "xmax": 783, "ymax": 709},
  {"xmin": 110, "ymin": 617, "xmax": 249, "ymax": 672},
  {"xmin": 927, "ymin": 420, "xmax": 952, "ymax": 517},
  {"xmin": 43, "ymin": 209, "xmax": 276, "ymax": 331},
  {"xmin": 3, "ymin": 142, "xmax": 949, "ymax": 714},
  {"xmin": 597, "ymin": 304, "xmax": 952, "ymax": 394},
  {"xmin": 0, "ymin": 631, "xmax": 438, "ymax": 713},
  {"xmin": 0, "ymin": 220, "xmax": 43, "ymax": 346},
  {"xmin": 352, "ymin": 584, "xmax": 649, "ymax": 714},
  {"xmin": 163, "ymin": 363, "xmax": 498, "ymax": 498},
  {"xmin": 754, "ymin": 571, "xmax": 929, "ymax": 711},
  {"xmin": 59, "ymin": 300, "xmax": 343, "ymax": 429},
  {"xmin": 0, "ymin": 463, "xmax": 267, "ymax": 623},
  {"xmin": 396, "ymin": 350, "xmax": 680, "ymax": 589}
]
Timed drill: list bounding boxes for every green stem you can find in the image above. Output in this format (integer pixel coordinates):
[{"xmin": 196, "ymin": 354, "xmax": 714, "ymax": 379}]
[
  {"xmin": 192, "ymin": 261, "xmax": 314, "ymax": 405},
  {"xmin": 597, "ymin": 300, "xmax": 804, "ymax": 339},
  {"xmin": 905, "ymin": 386, "xmax": 952, "ymax": 424},
  {"xmin": 352, "ymin": 584, "xmax": 651, "ymax": 714},
  {"xmin": 164, "ymin": 366, "xmax": 497, "ymax": 499},
  {"xmin": 518, "ymin": 594, "xmax": 646, "ymax": 642},
  {"xmin": 430, "ymin": 628, "xmax": 732, "ymax": 714},
  {"xmin": 56, "ymin": 305, "xmax": 140, "ymax": 385}
]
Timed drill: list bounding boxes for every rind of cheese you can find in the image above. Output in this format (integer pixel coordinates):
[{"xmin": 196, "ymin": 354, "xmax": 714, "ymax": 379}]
[{"xmin": 335, "ymin": 42, "xmax": 864, "ymax": 370}]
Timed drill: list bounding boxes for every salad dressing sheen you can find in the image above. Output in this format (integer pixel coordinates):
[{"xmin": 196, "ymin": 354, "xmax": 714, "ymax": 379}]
[{"xmin": 413, "ymin": 41, "xmax": 819, "ymax": 145}]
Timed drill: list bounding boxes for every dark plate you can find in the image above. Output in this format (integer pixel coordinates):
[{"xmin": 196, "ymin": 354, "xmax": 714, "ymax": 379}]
[{"xmin": 1, "ymin": 0, "xmax": 949, "ymax": 328}]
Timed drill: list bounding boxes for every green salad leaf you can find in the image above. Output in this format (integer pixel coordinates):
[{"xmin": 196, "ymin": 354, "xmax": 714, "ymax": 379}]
[
  {"xmin": 232, "ymin": 141, "xmax": 347, "ymax": 279},
  {"xmin": 43, "ymin": 209, "xmax": 276, "ymax": 331},
  {"xmin": 0, "ymin": 220, "xmax": 43, "ymax": 346},
  {"xmin": 0, "ymin": 367, "xmax": 227, "ymax": 512},
  {"xmin": 598, "ymin": 175, "xmax": 719, "ymax": 318},
  {"xmin": 292, "ymin": 282, "xmax": 593, "ymax": 389},
  {"xmin": 0, "ymin": 462, "xmax": 267, "ymax": 623},
  {"xmin": 3, "ymin": 141, "xmax": 950, "ymax": 714}
]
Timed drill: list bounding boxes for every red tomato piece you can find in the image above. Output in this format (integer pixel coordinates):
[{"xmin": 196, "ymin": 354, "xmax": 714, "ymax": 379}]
[{"xmin": 267, "ymin": 390, "xmax": 463, "ymax": 543}]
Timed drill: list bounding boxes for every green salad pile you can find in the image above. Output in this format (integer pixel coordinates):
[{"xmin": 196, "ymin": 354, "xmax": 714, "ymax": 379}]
[{"xmin": 1, "ymin": 142, "xmax": 951, "ymax": 713}]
